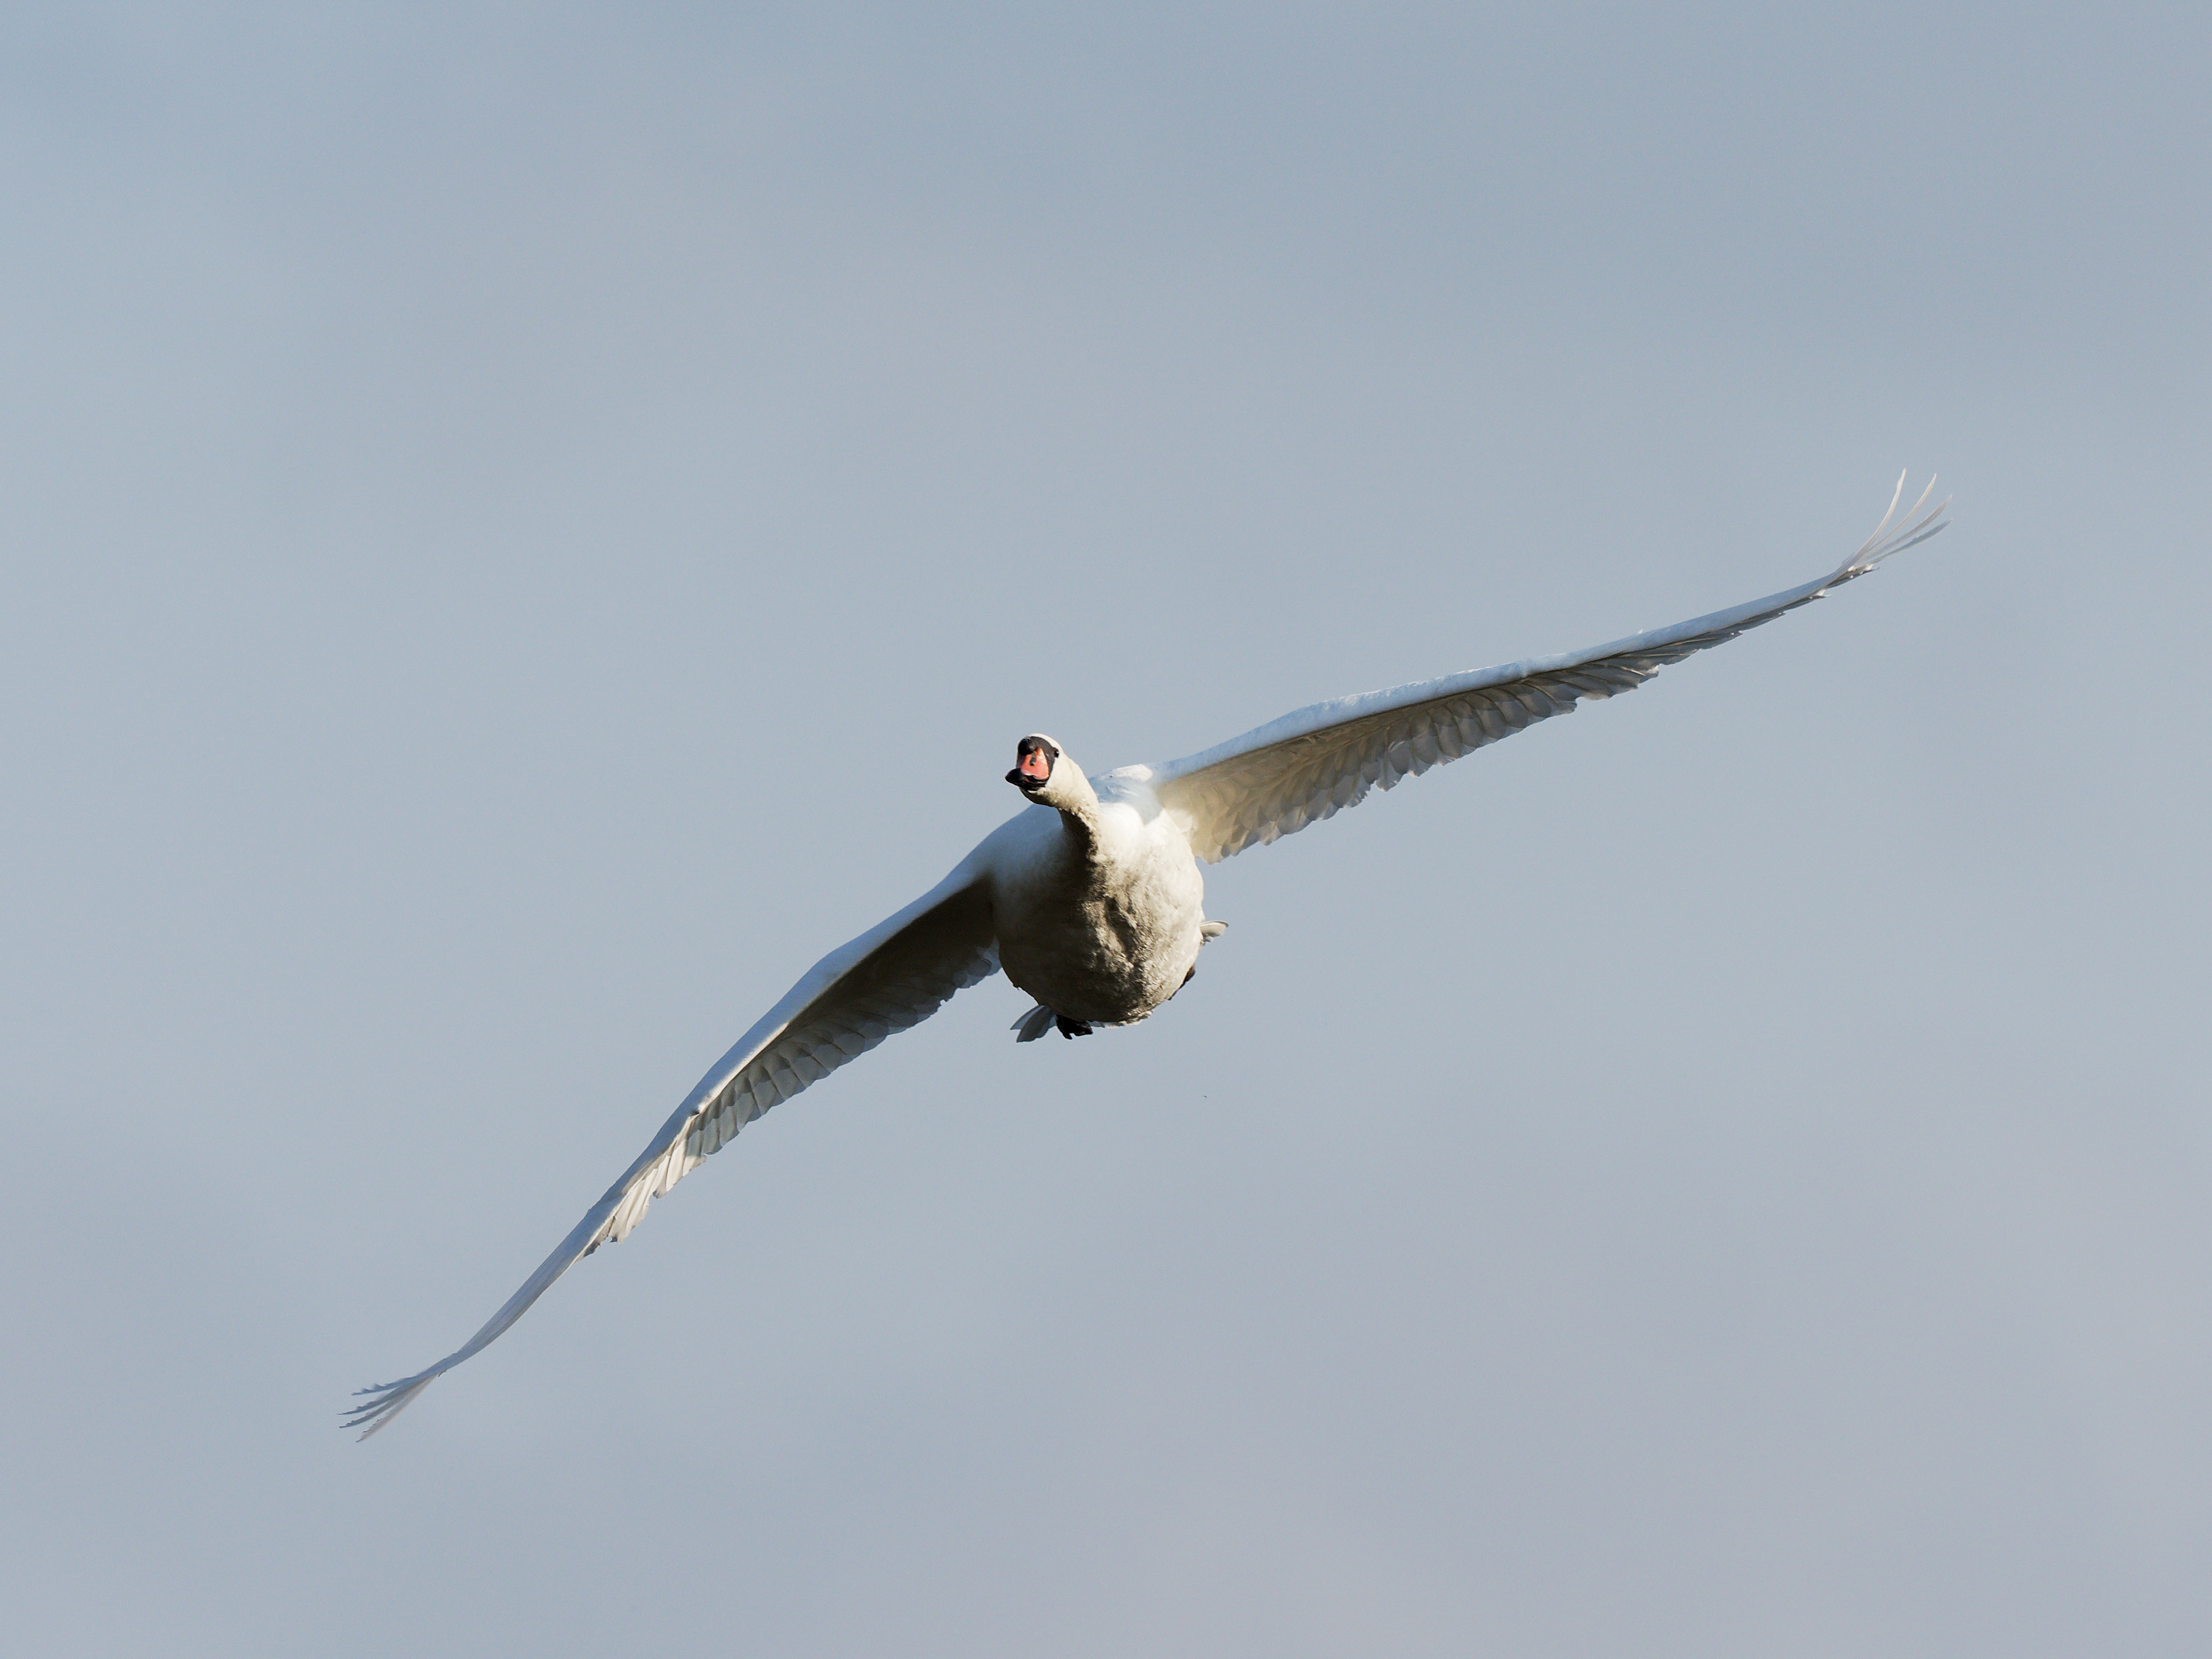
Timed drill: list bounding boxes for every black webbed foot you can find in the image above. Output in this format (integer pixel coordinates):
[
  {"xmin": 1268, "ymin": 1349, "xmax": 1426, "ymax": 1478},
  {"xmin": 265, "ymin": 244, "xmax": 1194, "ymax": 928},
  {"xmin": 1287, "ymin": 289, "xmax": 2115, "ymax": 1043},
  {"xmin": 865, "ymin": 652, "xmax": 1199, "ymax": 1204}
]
[{"xmin": 1055, "ymin": 1015, "xmax": 1093, "ymax": 1040}]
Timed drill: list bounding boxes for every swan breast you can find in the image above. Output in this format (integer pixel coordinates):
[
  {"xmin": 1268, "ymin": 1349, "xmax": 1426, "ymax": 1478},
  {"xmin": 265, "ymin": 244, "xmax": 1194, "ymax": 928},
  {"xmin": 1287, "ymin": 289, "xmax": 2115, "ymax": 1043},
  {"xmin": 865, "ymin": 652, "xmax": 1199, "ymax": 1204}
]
[{"xmin": 987, "ymin": 793, "xmax": 1205, "ymax": 1025}]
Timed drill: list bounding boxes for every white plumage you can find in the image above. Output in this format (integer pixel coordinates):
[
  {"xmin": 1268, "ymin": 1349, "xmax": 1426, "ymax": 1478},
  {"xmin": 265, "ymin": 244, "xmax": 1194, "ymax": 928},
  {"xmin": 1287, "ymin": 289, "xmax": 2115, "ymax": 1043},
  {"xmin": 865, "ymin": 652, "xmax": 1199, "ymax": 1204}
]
[{"xmin": 348, "ymin": 474, "xmax": 1947, "ymax": 1437}]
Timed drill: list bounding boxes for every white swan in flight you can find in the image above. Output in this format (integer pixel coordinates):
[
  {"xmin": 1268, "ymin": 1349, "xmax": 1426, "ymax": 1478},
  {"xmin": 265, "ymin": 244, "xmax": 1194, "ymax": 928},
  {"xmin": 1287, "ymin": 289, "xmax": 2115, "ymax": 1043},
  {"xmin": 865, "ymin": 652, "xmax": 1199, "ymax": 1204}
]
[{"xmin": 348, "ymin": 475, "xmax": 1947, "ymax": 1437}]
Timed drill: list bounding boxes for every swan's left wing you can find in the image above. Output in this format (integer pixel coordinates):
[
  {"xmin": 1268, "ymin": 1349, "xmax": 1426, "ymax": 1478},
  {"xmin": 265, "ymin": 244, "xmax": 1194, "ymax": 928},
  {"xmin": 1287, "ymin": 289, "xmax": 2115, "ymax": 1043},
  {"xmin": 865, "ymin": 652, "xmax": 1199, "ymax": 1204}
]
[
  {"xmin": 1147, "ymin": 476, "xmax": 1947, "ymax": 863},
  {"xmin": 347, "ymin": 863, "xmax": 999, "ymax": 1438}
]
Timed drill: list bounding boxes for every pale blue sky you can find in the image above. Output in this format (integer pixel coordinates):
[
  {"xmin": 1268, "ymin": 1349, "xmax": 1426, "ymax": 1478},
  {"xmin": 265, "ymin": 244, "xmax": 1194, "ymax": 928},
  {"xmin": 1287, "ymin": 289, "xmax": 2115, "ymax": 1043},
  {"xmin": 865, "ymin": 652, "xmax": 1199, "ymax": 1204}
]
[{"xmin": 4, "ymin": 5, "xmax": 2207, "ymax": 1654}]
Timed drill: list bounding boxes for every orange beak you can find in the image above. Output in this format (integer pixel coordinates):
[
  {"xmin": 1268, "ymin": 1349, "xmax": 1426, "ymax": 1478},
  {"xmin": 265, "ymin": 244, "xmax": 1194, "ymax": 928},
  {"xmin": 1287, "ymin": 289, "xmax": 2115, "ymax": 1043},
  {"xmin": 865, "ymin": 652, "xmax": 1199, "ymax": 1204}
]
[{"xmin": 1019, "ymin": 750, "xmax": 1052, "ymax": 781}]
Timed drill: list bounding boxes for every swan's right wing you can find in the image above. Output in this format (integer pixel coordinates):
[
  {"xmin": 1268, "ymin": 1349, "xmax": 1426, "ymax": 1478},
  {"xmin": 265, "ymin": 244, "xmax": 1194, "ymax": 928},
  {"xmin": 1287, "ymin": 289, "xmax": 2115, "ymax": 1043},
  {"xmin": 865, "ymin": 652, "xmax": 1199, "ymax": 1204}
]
[
  {"xmin": 1148, "ymin": 476, "xmax": 1947, "ymax": 863},
  {"xmin": 347, "ymin": 862, "xmax": 999, "ymax": 1438}
]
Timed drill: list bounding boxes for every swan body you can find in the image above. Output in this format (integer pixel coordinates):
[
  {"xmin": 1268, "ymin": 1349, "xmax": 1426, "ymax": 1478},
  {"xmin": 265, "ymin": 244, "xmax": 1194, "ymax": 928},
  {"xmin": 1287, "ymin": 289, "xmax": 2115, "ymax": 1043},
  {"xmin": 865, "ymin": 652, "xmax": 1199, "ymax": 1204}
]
[
  {"xmin": 987, "ymin": 757, "xmax": 1209, "ymax": 1029},
  {"xmin": 348, "ymin": 475, "xmax": 1948, "ymax": 1437}
]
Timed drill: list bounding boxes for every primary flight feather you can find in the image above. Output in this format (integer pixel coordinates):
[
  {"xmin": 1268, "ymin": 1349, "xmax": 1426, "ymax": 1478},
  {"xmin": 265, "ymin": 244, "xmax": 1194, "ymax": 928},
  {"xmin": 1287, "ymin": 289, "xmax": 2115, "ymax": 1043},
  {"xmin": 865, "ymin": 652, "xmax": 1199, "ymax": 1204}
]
[{"xmin": 348, "ymin": 474, "xmax": 1948, "ymax": 1437}]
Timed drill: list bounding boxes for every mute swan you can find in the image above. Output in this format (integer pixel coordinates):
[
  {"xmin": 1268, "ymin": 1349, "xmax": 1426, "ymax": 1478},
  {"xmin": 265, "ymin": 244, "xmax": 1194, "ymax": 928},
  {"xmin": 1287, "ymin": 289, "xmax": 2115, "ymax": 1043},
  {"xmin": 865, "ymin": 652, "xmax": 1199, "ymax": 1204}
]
[{"xmin": 348, "ymin": 475, "xmax": 1947, "ymax": 1437}]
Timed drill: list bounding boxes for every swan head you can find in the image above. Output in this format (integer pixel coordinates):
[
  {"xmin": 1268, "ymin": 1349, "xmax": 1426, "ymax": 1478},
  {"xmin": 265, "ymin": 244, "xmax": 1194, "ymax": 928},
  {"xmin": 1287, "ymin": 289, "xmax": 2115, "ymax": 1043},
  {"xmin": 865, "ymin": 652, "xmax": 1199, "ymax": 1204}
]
[{"xmin": 1006, "ymin": 733, "xmax": 1093, "ymax": 811}]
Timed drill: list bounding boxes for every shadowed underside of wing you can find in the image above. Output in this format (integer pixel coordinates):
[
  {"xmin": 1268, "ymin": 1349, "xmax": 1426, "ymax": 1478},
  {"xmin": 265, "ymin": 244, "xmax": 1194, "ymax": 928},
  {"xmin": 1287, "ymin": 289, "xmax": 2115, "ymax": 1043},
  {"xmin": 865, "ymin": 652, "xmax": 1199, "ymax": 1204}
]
[
  {"xmin": 1150, "ymin": 476, "xmax": 1947, "ymax": 863},
  {"xmin": 346, "ymin": 869, "xmax": 999, "ymax": 1437}
]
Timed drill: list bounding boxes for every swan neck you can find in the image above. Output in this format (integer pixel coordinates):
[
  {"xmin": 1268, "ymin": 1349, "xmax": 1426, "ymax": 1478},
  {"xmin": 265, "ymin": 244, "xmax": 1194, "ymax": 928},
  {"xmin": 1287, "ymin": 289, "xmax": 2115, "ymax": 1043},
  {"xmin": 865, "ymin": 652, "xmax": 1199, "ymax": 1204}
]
[{"xmin": 1044, "ymin": 767, "xmax": 1102, "ymax": 838}]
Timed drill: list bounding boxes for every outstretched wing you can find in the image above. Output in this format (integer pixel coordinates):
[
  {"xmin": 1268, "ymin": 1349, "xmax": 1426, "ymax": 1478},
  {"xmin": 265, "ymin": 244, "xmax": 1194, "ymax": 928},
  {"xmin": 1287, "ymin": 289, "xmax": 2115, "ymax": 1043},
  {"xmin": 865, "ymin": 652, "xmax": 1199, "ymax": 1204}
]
[
  {"xmin": 347, "ymin": 863, "xmax": 1000, "ymax": 1437},
  {"xmin": 1148, "ymin": 476, "xmax": 1947, "ymax": 864}
]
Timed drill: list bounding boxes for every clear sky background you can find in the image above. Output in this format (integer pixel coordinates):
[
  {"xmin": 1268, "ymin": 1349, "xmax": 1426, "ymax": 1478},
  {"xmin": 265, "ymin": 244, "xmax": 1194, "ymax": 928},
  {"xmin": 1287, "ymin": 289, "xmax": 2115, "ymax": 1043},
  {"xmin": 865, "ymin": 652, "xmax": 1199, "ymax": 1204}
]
[{"xmin": 4, "ymin": 5, "xmax": 2207, "ymax": 1654}]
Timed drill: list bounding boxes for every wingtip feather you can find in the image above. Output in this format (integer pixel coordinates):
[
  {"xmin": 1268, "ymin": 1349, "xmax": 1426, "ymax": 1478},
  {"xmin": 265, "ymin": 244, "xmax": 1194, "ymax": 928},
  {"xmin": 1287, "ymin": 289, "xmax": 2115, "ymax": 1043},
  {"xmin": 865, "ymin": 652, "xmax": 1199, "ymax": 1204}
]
[
  {"xmin": 345, "ymin": 1373, "xmax": 438, "ymax": 1440},
  {"xmin": 1829, "ymin": 472, "xmax": 1951, "ymax": 584}
]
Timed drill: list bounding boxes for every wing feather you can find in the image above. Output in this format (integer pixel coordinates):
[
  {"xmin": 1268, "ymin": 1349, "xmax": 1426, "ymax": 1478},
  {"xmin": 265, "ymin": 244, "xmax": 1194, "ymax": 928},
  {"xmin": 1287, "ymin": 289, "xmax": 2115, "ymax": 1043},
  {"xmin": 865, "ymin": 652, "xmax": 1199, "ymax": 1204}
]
[
  {"xmin": 347, "ymin": 864, "xmax": 999, "ymax": 1437},
  {"xmin": 1147, "ymin": 476, "xmax": 1947, "ymax": 863}
]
